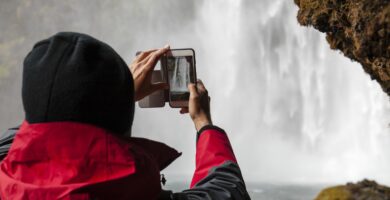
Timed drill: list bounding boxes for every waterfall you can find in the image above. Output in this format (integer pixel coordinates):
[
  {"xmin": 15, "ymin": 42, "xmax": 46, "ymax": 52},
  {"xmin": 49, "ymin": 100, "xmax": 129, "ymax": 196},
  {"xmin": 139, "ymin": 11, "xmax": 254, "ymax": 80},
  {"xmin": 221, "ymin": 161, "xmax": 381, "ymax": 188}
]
[
  {"xmin": 170, "ymin": 57, "xmax": 190, "ymax": 92},
  {"xmin": 0, "ymin": 0, "xmax": 389, "ymax": 186},
  {"xmin": 181, "ymin": 0, "xmax": 390, "ymax": 184}
]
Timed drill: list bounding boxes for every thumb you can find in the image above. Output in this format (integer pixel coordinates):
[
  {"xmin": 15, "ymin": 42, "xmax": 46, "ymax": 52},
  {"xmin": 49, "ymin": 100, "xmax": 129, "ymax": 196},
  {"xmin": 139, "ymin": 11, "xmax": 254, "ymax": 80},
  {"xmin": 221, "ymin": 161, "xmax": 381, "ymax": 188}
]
[
  {"xmin": 188, "ymin": 83, "xmax": 198, "ymax": 97},
  {"xmin": 151, "ymin": 82, "xmax": 169, "ymax": 93}
]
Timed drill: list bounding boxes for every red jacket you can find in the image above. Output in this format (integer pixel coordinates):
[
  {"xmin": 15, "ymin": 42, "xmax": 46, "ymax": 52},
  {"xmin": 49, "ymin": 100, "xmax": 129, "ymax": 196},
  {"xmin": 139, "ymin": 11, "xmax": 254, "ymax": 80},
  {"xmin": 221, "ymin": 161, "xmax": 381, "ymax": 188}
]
[{"xmin": 0, "ymin": 122, "xmax": 250, "ymax": 200}]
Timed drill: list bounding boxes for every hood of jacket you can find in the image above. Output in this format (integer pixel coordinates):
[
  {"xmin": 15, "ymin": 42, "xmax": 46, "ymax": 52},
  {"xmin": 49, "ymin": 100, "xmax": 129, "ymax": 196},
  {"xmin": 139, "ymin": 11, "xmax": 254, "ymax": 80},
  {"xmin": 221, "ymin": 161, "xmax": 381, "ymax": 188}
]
[{"xmin": 22, "ymin": 32, "xmax": 134, "ymax": 135}]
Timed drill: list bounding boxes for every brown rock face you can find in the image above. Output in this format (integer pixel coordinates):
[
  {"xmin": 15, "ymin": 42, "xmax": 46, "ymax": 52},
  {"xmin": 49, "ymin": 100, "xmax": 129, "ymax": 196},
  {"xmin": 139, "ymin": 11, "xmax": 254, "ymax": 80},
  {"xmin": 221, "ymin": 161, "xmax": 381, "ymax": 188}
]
[{"xmin": 295, "ymin": 0, "xmax": 390, "ymax": 96}]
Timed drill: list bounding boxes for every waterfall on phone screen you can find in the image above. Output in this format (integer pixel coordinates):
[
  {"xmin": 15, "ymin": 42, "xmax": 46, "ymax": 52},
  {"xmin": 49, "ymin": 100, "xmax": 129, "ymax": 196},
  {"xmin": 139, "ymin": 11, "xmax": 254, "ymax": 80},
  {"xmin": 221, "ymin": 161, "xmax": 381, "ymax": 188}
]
[
  {"xmin": 172, "ymin": 59, "xmax": 179, "ymax": 91},
  {"xmin": 171, "ymin": 58, "xmax": 190, "ymax": 92}
]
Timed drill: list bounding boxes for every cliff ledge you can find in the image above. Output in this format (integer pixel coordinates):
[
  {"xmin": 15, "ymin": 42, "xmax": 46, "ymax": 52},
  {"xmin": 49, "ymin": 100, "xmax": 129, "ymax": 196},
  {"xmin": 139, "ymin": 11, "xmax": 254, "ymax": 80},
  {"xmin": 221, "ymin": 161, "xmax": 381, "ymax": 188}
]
[{"xmin": 295, "ymin": 0, "xmax": 390, "ymax": 96}]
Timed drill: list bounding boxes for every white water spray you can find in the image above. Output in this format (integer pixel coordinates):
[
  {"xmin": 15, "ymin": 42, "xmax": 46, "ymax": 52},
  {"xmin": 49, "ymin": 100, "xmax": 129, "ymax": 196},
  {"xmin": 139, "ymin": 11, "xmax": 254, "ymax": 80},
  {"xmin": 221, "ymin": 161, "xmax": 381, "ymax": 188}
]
[
  {"xmin": 178, "ymin": 0, "xmax": 390, "ymax": 185},
  {"xmin": 1, "ymin": 0, "xmax": 389, "ymax": 186}
]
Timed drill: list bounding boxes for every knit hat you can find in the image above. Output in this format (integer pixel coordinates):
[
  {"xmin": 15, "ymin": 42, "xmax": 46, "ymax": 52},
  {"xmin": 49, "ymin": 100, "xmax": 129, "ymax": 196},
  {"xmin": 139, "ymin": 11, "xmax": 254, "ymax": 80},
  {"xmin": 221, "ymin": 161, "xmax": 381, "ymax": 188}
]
[{"xmin": 22, "ymin": 32, "xmax": 134, "ymax": 135}]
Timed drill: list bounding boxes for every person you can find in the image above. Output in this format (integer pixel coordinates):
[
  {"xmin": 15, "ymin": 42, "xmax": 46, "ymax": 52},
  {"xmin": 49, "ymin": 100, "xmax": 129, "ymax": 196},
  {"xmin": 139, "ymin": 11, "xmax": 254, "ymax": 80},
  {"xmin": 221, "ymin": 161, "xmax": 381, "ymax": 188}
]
[{"xmin": 0, "ymin": 32, "xmax": 251, "ymax": 200}]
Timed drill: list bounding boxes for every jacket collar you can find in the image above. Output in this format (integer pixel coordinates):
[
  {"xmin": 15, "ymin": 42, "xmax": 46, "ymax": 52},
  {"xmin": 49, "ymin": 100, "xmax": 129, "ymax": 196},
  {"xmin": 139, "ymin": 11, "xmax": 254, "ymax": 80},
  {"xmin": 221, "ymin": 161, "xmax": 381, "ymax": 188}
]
[{"xmin": 0, "ymin": 121, "xmax": 181, "ymax": 199}]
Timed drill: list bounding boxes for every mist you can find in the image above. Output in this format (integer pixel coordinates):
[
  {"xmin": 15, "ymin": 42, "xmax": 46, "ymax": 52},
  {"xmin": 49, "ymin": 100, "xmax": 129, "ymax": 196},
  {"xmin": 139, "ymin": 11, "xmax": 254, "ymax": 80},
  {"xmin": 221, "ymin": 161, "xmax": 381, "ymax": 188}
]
[{"xmin": 1, "ymin": 0, "xmax": 390, "ymax": 187}]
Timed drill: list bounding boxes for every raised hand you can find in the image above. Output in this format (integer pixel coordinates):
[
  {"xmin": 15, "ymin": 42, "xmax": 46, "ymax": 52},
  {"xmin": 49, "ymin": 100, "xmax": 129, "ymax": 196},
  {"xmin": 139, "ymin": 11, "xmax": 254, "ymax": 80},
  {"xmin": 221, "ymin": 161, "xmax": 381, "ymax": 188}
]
[
  {"xmin": 180, "ymin": 80, "xmax": 212, "ymax": 131},
  {"xmin": 130, "ymin": 45, "xmax": 170, "ymax": 101}
]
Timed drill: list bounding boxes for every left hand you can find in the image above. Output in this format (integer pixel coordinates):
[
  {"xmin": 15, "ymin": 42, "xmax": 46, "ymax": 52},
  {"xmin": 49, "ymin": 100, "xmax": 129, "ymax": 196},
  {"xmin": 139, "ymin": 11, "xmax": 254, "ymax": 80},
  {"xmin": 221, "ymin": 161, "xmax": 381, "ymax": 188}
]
[
  {"xmin": 130, "ymin": 45, "xmax": 170, "ymax": 101},
  {"xmin": 180, "ymin": 80, "xmax": 212, "ymax": 131}
]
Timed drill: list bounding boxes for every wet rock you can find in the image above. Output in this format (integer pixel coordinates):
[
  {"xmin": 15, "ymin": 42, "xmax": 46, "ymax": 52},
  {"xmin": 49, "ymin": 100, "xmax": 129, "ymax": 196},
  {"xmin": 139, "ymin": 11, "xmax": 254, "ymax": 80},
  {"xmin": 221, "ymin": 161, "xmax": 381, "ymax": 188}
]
[
  {"xmin": 316, "ymin": 179, "xmax": 390, "ymax": 200},
  {"xmin": 294, "ymin": 0, "xmax": 390, "ymax": 97}
]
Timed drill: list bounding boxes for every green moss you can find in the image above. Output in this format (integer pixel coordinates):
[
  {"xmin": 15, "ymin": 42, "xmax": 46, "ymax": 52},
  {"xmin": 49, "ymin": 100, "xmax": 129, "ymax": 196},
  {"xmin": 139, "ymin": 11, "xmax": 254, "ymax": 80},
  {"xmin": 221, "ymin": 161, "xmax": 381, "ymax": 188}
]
[
  {"xmin": 299, "ymin": 0, "xmax": 321, "ymax": 10},
  {"xmin": 315, "ymin": 186, "xmax": 351, "ymax": 200},
  {"xmin": 315, "ymin": 180, "xmax": 390, "ymax": 199}
]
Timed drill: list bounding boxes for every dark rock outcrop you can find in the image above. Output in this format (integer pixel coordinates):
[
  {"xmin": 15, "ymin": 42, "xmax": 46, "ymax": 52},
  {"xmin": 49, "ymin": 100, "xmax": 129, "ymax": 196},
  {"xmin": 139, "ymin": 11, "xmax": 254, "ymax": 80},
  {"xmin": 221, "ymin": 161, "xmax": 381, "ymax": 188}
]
[
  {"xmin": 315, "ymin": 179, "xmax": 390, "ymax": 200},
  {"xmin": 294, "ymin": 0, "xmax": 390, "ymax": 96}
]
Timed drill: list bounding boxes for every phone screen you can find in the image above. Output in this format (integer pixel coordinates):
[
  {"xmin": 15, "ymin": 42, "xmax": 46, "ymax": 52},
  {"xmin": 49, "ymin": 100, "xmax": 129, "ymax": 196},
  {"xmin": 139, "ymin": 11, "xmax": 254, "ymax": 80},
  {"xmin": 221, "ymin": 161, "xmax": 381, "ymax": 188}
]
[{"xmin": 166, "ymin": 56, "xmax": 194, "ymax": 101}]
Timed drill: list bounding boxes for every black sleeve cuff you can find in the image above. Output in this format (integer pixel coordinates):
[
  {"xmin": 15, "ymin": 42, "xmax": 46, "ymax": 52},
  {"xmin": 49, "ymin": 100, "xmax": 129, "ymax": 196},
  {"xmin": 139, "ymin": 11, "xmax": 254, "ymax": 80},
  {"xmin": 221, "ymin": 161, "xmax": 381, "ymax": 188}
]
[
  {"xmin": 158, "ymin": 190, "xmax": 174, "ymax": 200},
  {"xmin": 196, "ymin": 125, "xmax": 226, "ymax": 141}
]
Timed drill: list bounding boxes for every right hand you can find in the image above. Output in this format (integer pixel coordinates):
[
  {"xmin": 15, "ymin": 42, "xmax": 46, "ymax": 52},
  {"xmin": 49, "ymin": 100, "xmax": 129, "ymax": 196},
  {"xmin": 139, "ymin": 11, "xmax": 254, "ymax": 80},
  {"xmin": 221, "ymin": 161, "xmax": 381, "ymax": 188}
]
[
  {"xmin": 130, "ymin": 45, "xmax": 170, "ymax": 101},
  {"xmin": 180, "ymin": 80, "xmax": 212, "ymax": 131}
]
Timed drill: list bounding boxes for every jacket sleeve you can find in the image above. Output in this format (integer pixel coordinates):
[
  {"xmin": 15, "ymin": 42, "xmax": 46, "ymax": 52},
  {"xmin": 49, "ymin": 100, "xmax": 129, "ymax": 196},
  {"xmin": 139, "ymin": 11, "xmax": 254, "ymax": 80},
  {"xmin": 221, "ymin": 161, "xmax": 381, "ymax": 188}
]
[
  {"xmin": 0, "ymin": 127, "xmax": 18, "ymax": 161},
  {"xmin": 172, "ymin": 125, "xmax": 251, "ymax": 200}
]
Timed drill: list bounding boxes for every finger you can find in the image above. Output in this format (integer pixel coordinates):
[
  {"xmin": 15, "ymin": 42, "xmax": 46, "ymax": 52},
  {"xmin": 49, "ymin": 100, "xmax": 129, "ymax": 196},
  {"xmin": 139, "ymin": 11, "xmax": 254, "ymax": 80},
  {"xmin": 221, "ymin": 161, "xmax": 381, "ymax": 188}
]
[
  {"xmin": 188, "ymin": 83, "xmax": 199, "ymax": 97},
  {"xmin": 145, "ymin": 45, "xmax": 170, "ymax": 70},
  {"xmin": 135, "ymin": 46, "xmax": 167, "ymax": 63},
  {"xmin": 196, "ymin": 79, "xmax": 207, "ymax": 93},
  {"xmin": 150, "ymin": 82, "xmax": 169, "ymax": 93},
  {"xmin": 135, "ymin": 49, "xmax": 158, "ymax": 62},
  {"xmin": 144, "ymin": 45, "xmax": 169, "ymax": 62},
  {"xmin": 180, "ymin": 107, "xmax": 189, "ymax": 114},
  {"xmin": 143, "ymin": 48, "xmax": 160, "ymax": 54}
]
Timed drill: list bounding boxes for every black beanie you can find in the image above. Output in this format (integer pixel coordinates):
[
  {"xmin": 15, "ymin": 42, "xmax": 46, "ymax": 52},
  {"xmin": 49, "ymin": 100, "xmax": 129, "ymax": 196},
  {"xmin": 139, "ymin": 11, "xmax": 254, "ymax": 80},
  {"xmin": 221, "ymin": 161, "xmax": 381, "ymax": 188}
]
[{"xmin": 22, "ymin": 32, "xmax": 134, "ymax": 135}]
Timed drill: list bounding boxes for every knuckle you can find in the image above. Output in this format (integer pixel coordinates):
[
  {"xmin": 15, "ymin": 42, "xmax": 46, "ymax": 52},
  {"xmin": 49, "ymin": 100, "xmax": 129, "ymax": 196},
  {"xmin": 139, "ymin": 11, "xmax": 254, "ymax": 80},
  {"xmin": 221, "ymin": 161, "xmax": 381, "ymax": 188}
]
[
  {"xmin": 190, "ymin": 95, "xmax": 199, "ymax": 100},
  {"xmin": 139, "ymin": 52, "xmax": 147, "ymax": 57}
]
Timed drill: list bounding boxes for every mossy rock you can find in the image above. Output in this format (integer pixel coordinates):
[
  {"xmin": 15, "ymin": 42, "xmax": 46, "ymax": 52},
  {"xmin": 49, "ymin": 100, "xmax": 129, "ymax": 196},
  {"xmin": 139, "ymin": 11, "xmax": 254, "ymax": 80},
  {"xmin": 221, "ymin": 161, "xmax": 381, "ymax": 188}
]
[
  {"xmin": 315, "ymin": 180, "xmax": 390, "ymax": 200},
  {"xmin": 294, "ymin": 0, "xmax": 390, "ymax": 97},
  {"xmin": 316, "ymin": 186, "xmax": 351, "ymax": 200}
]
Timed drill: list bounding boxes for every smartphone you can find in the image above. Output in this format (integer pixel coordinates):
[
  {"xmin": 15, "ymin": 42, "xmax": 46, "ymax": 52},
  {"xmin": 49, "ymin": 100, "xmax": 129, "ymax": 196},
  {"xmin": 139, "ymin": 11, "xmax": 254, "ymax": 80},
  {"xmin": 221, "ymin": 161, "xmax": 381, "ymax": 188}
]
[
  {"xmin": 163, "ymin": 49, "xmax": 196, "ymax": 108},
  {"xmin": 138, "ymin": 70, "xmax": 166, "ymax": 108},
  {"xmin": 136, "ymin": 50, "xmax": 167, "ymax": 108}
]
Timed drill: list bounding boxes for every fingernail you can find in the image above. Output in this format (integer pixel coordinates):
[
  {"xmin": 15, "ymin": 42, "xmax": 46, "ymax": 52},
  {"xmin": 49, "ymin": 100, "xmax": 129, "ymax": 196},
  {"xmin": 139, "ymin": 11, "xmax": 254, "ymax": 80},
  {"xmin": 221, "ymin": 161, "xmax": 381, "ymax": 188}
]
[{"xmin": 164, "ymin": 44, "xmax": 170, "ymax": 49}]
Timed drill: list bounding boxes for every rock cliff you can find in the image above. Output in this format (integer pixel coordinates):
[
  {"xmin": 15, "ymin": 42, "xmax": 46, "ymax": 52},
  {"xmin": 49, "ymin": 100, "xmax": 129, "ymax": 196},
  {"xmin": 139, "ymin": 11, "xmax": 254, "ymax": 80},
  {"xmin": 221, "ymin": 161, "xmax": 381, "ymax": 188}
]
[{"xmin": 294, "ymin": 0, "xmax": 390, "ymax": 97}]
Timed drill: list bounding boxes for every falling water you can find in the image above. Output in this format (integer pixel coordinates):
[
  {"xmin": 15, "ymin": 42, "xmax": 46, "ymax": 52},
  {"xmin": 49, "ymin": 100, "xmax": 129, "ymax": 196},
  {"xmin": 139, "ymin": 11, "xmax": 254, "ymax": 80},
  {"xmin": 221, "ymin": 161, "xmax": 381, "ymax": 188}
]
[
  {"xmin": 1, "ymin": 0, "xmax": 390, "ymax": 194},
  {"xmin": 190, "ymin": 0, "xmax": 390, "ymax": 185},
  {"xmin": 170, "ymin": 58, "xmax": 190, "ymax": 92}
]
